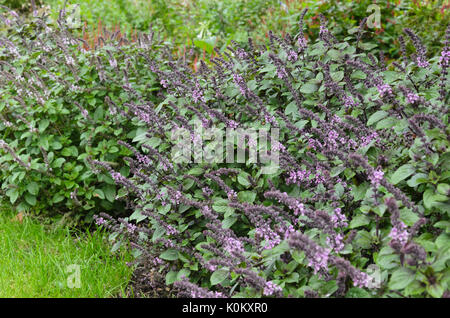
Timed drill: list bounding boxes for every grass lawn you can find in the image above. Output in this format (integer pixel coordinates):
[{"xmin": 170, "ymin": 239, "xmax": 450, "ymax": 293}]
[{"xmin": 0, "ymin": 206, "xmax": 135, "ymax": 297}]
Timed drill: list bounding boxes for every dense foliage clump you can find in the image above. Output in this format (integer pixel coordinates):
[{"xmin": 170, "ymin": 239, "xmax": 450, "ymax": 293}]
[
  {"xmin": 0, "ymin": 6, "xmax": 449, "ymax": 298},
  {"xmin": 0, "ymin": 7, "xmax": 175, "ymax": 221},
  {"xmin": 94, "ymin": 10, "xmax": 448, "ymax": 297}
]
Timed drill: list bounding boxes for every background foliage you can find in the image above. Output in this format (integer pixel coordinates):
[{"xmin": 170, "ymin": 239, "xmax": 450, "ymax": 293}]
[{"xmin": 0, "ymin": 0, "xmax": 448, "ymax": 298}]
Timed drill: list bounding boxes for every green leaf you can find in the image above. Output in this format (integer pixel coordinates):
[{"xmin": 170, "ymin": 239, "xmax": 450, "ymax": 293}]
[
  {"xmin": 187, "ymin": 167, "xmax": 203, "ymax": 176},
  {"xmin": 102, "ymin": 184, "xmax": 116, "ymax": 202},
  {"xmin": 351, "ymin": 182, "xmax": 370, "ymax": 201},
  {"xmin": 94, "ymin": 106, "xmax": 104, "ymax": 121},
  {"xmin": 389, "ymin": 268, "xmax": 416, "ymax": 290},
  {"xmin": 285, "ymin": 102, "xmax": 297, "ymax": 116},
  {"xmin": 38, "ymin": 119, "xmax": 50, "ymax": 133},
  {"xmin": 222, "ymin": 216, "xmax": 237, "ymax": 229},
  {"xmin": 390, "ymin": 164, "xmax": 415, "ymax": 185},
  {"xmin": 427, "ymin": 283, "xmax": 444, "ymax": 298},
  {"xmin": 52, "ymin": 193, "xmax": 65, "ymax": 203},
  {"xmin": 400, "ymin": 208, "xmax": 420, "ymax": 226},
  {"xmin": 359, "ymin": 42, "xmax": 377, "ymax": 50},
  {"xmin": 327, "ymin": 49, "xmax": 341, "ymax": 60},
  {"xmin": 237, "ymin": 172, "xmax": 251, "ymax": 188},
  {"xmin": 111, "ymin": 241, "xmax": 121, "ymax": 252},
  {"xmin": 291, "ymin": 249, "xmax": 305, "ymax": 264},
  {"xmin": 437, "ymin": 183, "xmax": 450, "ymax": 195},
  {"xmin": 331, "ymin": 71, "xmax": 344, "ymax": 82},
  {"xmin": 152, "ymin": 225, "xmax": 165, "ymax": 241},
  {"xmin": 423, "ymin": 189, "xmax": 447, "ymax": 209},
  {"xmin": 145, "ymin": 137, "xmax": 161, "ymax": 148},
  {"xmin": 52, "ymin": 141, "xmax": 63, "ymax": 150},
  {"xmin": 27, "ymin": 182, "xmax": 39, "ymax": 195},
  {"xmin": 210, "ymin": 269, "xmax": 228, "ymax": 286},
  {"xmin": 351, "ymin": 70, "xmax": 366, "ymax": 79},
  {"xmin": 376, "ymin": 117, "xmax": 398, "ymax": 130},
  {"xmin": 367, "ymin": 111, "xmax": 388, "ymax": 126},
  {"xmin": 52, "ymin": 158, "xmax": 65, "ymax": 168},
  {"xmin": 346, "ymin": 287, "xmax": 371, "ymax": 298},
  {"xmin": 177, "ymin": 268, "xmax": 191, "ymax": 281},
  {"xmin": 300, "ymin": 82, "xmax": 318, "ymax": 94},
  {"xmin": 6, "ymin": 188, "xmax": 19, "ymax": 204},
  {"xmin": 407, "ymin": 173, "xmax": 428, "ymax": 187},
  {"xmin": 165, "ymin": 270, "xmax": 177, "ymax": 285},
  {"xmin": 160, "ymin": 249, "xmax": 179, "ymax": 261},
  {"xmin": 237, "ymin": 191, "xmax": 256, "ymax": 203},
  {"xmin": 435, "ymin": 233, "xmax": 450, "ymax": 250},
  {"xmin": 25, "ymin": 194, "xmax": 36, "ymax": 206},
  {"xmin": 349, "ymin": 215, "xmax": 370, "ymax": 229},
  {"xmin": 377, "ymin": 254, "xmax": 399, "ymax": 269},
  {"xmin": 93, "ymin": 189, "xmax": 105, "ymax": 200}
]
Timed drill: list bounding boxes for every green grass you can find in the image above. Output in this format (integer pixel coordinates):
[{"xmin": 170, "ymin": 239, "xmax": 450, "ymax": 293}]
[{"xmin": 0, "ymin": 207, "xmax": 135, "ymax": 297}]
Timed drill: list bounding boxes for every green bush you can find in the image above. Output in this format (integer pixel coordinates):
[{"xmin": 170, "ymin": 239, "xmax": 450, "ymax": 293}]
[
  {"xmin": 87, "ymin": 10, "xmax": 448, "ymax": 298},
  {"xmin": 41, "ymin": 0, "xmax": 449, "ymax": 61},
  {"xmin": 0, "ymin": 8, "xmax": 168, "ymax": 222},
  {"xmin": 0, "ymin": 4, "xmax": 448, "ymax": 298}
]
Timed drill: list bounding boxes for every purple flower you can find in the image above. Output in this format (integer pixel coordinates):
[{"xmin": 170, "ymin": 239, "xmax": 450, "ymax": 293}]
[
  {"xmin": 352, "ymin": 271, "xmax": 371, "ymax": 288},
  {"xmin": 277, "ymin": 67, "xmax": 288, "ymax": 79},
  {"xmin": 377, "ymin": 83, "xmax": 393, "ymax": 97},
  {"xmin": 360, "ymin": 131, "xmax": 379, "ymax": 147},
  {"xmin": 111, "ymin": 171, "xmax": 125, "ymax": 183},
  {"xmin": 227, "ymin": 120, "xmax": 239, "ymax": 129},
  {"xmin": 297, "ymin": 36, "xmax": 307, "ymax": 50},
  {"xmin": 288, "ymin": 232, "xmax": 330, "ymax": 274},
  {"xmin": 271, "ymin": 140, "xmax": 286, "ymax": 152},
  {"xmin": 287, "ymin": 50, "xmax": 298, "ymax": 62},
  {"xmin": 202, "ymin": 187, "xmax": 214, "ymax": 197},
  {"xmin": 343, "ymin": 95, "xmax": 357, "ymax": 109},
  {"xmin": 331, "ymin": 208, "xmax": 348, "ymax": 228},
  {"xmin": 264, "ymin": 113, "xmax": 276, "ymax": 124},
  {"xmin": 223, "ymin": 237, "xmax": 245, "ymax": 255},
  {"xmin": 416, "ymin": 57, "xmax": 429, "ymax": 68},
  {"xmin": 137, "ymin": 154, "xmax": 151, "ymax": 166},
  {"xmin": 95, "ymin": 217, "xmax": 106, "ymax": 226},
  {"xmin": 192, "ymin": 83, "xmax": 206, "ymax": 103},
  {"xmin": 236, "ymin": 49, "xmax": 248, "ymax": 59},
  {"xmin": 160, "ymin": 79, "xmax": 169, "ymax": 88},
  {"xmin": 406, "ymin": 92, "xmax": 420, "ymax": 104},
  {"xmin": 127, "ymin": 223, "xmax": 137, "ymax": 233},
  {"xmin": 174, "ymin": 280, "xmax": 226, "ymax": 298},
  {"xmin": 326, "ymin": 233, "xmax": 345, "ymax": 253},
  {"xmin": 286, "ymin": 169, "xmax": 310, "ymax": 185},
  {"xmin": 263, "ymin": 281, "xmax": 282, "ymax": 296},
  {"xmin": 369, "ymin": 167, "xmax": 384, "ymax": 188},
  {"xmin": 109, "ymin": 58, "xmax": 118, "ymax": 68},
  {"xmin": 255, "ymin": 225, "xmax": 281, "ymax": 249},
  {"xmin": 389, "ymin": 221, "xmax": 409, "ymax": 245},
  {"xmin": 308, "ymin": 246, "xmax": 330, "ymax": 274},
  {"xmin": 233, "ymin": 73, "xmax": 247, "ymax": 96},
  {"xmin": 439, "ymin": 48, "xmax": 450, "ymax": 68},
  {"xmin": 227, "ymin": 190, "xmax": 237, "ymax": 200}
]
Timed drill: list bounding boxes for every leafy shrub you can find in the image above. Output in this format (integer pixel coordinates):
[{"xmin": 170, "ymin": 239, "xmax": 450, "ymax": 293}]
[
  {"xmin": 296, "ymin": 0, "xmax": 449, "ymax": 60},
  {"xmin": 43, "ymin": 0, "xmax": 449, "ymax": 61},
  {"xmin": 0, "ymin": 6, "xmax": 448, "ymax": 298},
  {"xmin": 0, "ymin": 1, "xmax": 42, "ymax": 12},
  {"xmin": 88, "ymin": 10, "xmax": 449, "ymax": 298},
  {"xmin": 0, "ymin": 8, "xmax": 171, "ymax": 222}
]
